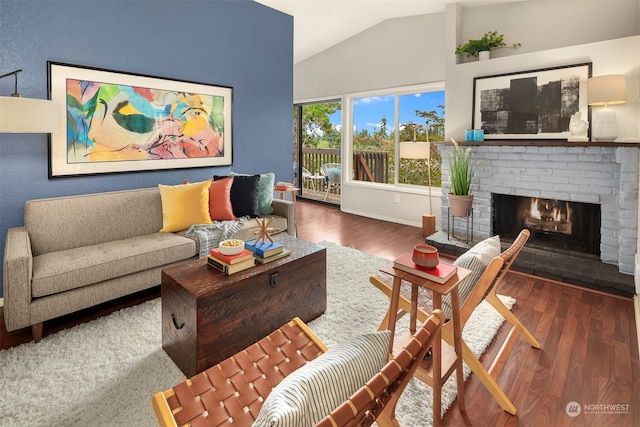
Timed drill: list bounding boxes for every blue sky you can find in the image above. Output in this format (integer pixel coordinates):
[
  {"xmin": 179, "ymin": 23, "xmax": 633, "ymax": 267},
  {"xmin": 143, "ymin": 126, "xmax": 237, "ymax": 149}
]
[{"xmin": 329, "ymin": 90, "xmax": 444, "ymax": 135}]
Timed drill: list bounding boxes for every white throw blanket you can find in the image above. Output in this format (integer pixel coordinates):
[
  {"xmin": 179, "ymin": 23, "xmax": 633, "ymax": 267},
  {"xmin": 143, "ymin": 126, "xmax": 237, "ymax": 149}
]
[{"xmin": 185, "ymin": 217, "xmax": 249, "ymax": 258}]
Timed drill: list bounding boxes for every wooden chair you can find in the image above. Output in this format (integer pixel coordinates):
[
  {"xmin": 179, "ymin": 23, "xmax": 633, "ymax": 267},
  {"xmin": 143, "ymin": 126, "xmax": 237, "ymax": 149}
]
[
  {"xmin": 317, "ymin": 310, "xmax": 444, "ymax": 427},
  {"xmin": 369, "ymin": 229, "xmax": 540, "ymax": 415},
  {"xmin": 152, "ymin": 311, "xmax": 444, "ymax": 427},
  {"xmin": 152, "ymin": 317, "xmax": 327, "ymax": 427}
]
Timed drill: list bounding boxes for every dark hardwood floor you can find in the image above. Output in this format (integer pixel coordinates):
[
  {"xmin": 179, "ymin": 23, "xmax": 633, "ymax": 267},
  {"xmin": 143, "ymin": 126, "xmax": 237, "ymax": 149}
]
[{"xmin": 1, "ymin": 199, "xmax": 638, "ymax": 426}]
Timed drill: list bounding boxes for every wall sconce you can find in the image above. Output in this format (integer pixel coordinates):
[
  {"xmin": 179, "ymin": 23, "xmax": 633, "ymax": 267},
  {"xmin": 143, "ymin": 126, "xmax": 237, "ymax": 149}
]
[
  {"xmin": 0, "ymin": 69, "xmax": 59, "ymax": 133},
  {"xmin": 587, "ymin": 74, "xmax": 627, "ymax": 141},
  {"xmin": 399, "ymin": 140, "xmax": 435, "ymax": 236}
]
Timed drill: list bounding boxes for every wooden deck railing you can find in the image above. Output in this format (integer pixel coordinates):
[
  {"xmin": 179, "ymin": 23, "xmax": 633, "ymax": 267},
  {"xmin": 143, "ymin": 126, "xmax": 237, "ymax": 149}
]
[{"xmin": 299, "ymin": 148, "xmax": 390, "ymax": 194}]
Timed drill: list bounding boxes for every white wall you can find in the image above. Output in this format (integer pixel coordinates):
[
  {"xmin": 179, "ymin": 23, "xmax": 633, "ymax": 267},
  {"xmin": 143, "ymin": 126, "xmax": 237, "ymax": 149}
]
[
  {"xmin": 294, "ymin": 0, "xmax": 640, "ymax": 229},
  {"xmin": 445, "ymin": 35, "xmax": 640, "ymax": 142},
  {"xmin": 294, "ymin": 13, "xmax": 446, "ymax": 100}
]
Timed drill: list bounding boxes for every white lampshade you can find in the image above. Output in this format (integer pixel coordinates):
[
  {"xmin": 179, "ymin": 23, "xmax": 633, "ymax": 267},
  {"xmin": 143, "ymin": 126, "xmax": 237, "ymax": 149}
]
[
  {"xmin": 0, "ymin": 96, "xmax": 60, "ymax": 133},
  {"xmin": 587, "ymin": 75, "xmax": 627, "ymax": 106},
  {"xmin": 587, "ymin": 74, "xmax": 627, "ymax": 141},
  {"xmin": 399, "ymin": 141, "xmax": 432, "ymax": 215},
  {"xmin": 399, "ymin": 141, "xmax": 430, "ymax": 159}
]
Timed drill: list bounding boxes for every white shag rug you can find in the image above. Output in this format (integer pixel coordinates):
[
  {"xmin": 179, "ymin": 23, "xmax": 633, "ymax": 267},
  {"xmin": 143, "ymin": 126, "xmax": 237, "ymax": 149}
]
[{"xmin": 0, "ymin": 241, "xmax": 514, "ymax": 427}]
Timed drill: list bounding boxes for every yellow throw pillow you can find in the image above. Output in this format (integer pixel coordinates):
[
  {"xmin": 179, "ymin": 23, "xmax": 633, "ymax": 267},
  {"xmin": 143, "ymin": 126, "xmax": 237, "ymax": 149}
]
[{"xmin": 159, "ymin": 180, "xmax": 213, "ymax": 232}]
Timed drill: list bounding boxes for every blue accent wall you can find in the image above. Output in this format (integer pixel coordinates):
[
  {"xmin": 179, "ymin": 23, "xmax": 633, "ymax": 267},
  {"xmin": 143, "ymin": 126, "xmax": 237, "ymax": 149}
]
[{"xmin": 0, "ymin": 0, "xmax": 293, "ymax": 298}]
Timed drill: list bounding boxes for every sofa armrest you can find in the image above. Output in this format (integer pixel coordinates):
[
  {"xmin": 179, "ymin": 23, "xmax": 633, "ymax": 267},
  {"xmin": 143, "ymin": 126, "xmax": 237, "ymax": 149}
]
[
  {"xmin": 271, "ymin": 199, "xmax": 296, "ymax": 237},
  {"xmin": 3, "ymin": 226, "xmax": 34, "ymax": 332}
]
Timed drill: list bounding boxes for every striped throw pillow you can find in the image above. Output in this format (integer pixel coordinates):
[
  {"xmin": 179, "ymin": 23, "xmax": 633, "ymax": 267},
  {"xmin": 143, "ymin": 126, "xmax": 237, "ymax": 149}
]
[
  {"xmin": 441, "ymin": 235, "xmax": 501, "ymax": 318},
  {"xmin": 252, "ymin": 330, "xmax": 391, "ymax": 427}
]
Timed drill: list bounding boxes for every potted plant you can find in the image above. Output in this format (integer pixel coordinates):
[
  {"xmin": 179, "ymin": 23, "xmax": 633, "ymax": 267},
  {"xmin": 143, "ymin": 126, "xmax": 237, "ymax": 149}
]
[
  {"xmin": 447, "ymin": 139, "xmax": 474, "ymax": 217},
  {"xmin": 455, "ymin": 30, "xmax": 520, "ymax": 60}
]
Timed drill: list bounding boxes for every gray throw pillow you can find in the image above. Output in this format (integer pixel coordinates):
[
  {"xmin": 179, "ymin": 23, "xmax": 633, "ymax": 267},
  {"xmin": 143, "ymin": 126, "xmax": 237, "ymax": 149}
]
[
  {"xmin": 441, "ymin": 235, "xmax": 501, "ymax": 318},
  {"xmin": 251, "ymin": 330, "xmax": 390, "ymax": 427}
]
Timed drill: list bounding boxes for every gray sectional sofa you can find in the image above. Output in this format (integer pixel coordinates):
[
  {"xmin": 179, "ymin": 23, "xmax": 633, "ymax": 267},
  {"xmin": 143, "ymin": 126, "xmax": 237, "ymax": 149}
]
[{"xmin": 3, "ymin": 186, "xmax": 295, "ymax": 341}]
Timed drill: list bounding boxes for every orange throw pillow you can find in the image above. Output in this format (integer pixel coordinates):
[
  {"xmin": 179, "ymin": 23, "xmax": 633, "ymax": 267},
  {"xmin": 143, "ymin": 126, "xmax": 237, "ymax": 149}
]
[{"xmin": 209, "ymin": 176, "xmax": 236, "ymax": 221}]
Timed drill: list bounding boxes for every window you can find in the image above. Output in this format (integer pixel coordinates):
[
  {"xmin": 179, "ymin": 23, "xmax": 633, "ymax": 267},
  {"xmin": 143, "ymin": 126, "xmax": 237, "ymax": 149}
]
[{"xmin": 349, "ymin": 84, "xmax": 444, "ymax": 188}]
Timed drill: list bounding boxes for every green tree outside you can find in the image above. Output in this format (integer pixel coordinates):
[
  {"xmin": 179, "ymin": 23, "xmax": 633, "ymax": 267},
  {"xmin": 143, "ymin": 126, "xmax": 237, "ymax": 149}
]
[{"xmin": 298, "ymin": 102, "xmax": 444, "ymax": 188}]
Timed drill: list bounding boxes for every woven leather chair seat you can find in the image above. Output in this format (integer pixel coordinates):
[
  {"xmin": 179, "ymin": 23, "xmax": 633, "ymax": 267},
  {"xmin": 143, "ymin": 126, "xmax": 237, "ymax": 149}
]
[{"xmin": 153, "ymin": 318, "xmax": 327, "ymax": 426}]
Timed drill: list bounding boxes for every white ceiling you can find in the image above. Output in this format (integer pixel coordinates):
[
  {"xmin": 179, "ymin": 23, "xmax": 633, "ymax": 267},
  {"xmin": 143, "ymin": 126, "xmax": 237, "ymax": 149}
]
[{"xmin": 254, "ymin": 0, "xmax": 527, "ymax": 64}]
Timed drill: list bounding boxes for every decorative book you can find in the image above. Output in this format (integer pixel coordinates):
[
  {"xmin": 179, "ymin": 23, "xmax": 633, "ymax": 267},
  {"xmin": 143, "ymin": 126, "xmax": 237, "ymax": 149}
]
[
  {"xmin": 207, "ymin": 256, "xmax": 255, "ymax": 275},
  {"xmin": 392, "ymin": 252, "xmax": 457, "ymax": 284},
  {"xmin": 245, "ymin": 240, "xmax": 284, "ymax": 258},
  {"xmin": 209, "ymin": 248, "xmax": 254, "ymax": 265},
  {"xmin": 254, "ymin": 248, "xmax": 292, "ymax": 264}
]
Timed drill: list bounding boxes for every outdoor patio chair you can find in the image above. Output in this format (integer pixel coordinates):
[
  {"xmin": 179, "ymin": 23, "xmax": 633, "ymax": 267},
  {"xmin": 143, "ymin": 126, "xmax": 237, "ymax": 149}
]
[
  {"xmin": 320, "ymin": 162, "xmax": 341, "ymax": 201},
  {"xmin": 301, "ymin": 166, "xmax": 316, "ymax": 193},
  {"xmin": 369, "ymin": 229, "xmax": 540, "ymax": 415},
  {"xmin": 152, "ymin": 312, "xmax": 444, "ymax": 427}
]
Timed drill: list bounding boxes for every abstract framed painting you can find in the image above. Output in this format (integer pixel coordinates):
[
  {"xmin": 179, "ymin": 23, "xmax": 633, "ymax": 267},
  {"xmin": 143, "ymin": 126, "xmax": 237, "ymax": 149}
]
[
  {"xmin": 472, "ymin": 62, "xmax": 592, "ymax": 140},
  {"xmin": 48, "ymin": 61, "xmax": 232, "ymax": 177}
]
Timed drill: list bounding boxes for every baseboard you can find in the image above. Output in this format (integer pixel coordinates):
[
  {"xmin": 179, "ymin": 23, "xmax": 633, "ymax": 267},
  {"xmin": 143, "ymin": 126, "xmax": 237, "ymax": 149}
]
[{"xmin": 635, "ymin": 295, "xmax": 640, "ymax": 357}]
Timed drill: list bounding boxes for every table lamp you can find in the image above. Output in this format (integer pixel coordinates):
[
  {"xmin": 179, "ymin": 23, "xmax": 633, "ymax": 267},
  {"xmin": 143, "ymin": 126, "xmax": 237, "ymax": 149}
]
[
  {"xmin": 0, "ymin": 69, "xmax": 59, "ymax": 133},
  {"xmin": 587, "ymin": 74, "xmax": 626, "ymax": 141},
  {"xmin": 399, "ymin": 140, "xmax": 435, "ymax": 237}
]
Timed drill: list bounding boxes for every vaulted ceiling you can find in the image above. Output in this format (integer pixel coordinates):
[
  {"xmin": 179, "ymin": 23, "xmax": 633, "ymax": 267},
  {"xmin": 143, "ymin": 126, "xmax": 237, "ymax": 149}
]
[{"xmin": 254, "ymin": 0, "xmax": 528, "ymax": 63}]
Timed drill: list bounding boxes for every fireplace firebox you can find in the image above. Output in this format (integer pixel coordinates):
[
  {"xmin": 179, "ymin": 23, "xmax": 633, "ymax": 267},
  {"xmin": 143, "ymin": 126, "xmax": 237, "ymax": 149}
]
[{"xmin": 492, "ymin": 194, "xmax": 601, "ymax": 255}]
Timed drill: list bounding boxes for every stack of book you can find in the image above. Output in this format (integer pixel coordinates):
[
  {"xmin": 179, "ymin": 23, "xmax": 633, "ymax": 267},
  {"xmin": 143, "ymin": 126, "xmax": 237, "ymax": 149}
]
[
  {"xmin": 208, "ymin": 248, "xmax": 255, "ymax": 274},
  {"xmin": 245, "ymin": 240, "xmax": 291, "ymax": 264},
  {"xmin": 392, "ymin": 252, "xmax": 458, "ymax": 284},
  {"xmin": 274, "ymin": 181, "xmax": 294, "ymax": 191}
]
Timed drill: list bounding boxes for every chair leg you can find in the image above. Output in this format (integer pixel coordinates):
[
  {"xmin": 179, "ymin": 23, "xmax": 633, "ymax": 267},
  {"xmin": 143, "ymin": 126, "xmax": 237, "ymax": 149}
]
[
  {"xmin": 485, "ymin": 292, "xmax": 540, "ymax": 349},
  {"xmin": 376, "ymin": 402, "xmax": 402, "ymax": 427},
  {"xmin": 442, "ymin": 325, "xmax": 518, "ymax": 416},
  {"xmin": 377, "ymin": 307, "xmax": 408, "ymax": 331}
]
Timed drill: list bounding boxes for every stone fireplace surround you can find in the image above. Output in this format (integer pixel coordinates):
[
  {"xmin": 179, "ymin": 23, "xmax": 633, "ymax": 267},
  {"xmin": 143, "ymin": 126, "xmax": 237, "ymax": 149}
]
[{"xmin": 431, "ymin": 141, "xmax": 638, "ymax": 296}]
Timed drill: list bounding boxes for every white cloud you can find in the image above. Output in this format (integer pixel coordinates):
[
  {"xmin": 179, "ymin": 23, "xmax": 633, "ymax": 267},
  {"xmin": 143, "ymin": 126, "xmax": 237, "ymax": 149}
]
[{"xmin": 355, "ymin": 96, "xmax": 390, "ymax": 106}]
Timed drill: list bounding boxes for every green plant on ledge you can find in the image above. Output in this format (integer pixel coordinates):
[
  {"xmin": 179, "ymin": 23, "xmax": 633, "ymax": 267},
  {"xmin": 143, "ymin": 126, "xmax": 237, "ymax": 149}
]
[
  {"xmin": 448, "ymin": 139, "xmax": 474, "ymax": 195},
  {"xmin": 455, "ymin": 30, "xmax": 521, "ymax": 58}
]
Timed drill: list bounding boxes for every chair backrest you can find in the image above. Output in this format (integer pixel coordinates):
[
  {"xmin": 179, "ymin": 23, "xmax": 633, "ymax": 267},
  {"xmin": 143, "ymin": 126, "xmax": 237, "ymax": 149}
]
[
  {"xmin": 492, "ymin": 229, "xmax": 530, "ymax": 294},
  {"xmin": 302, "ymin": 166, "xmax": 312, "ymax": 178},
  {"xmin": 316, "ymin": 310, "xmax": 445, "ymax": 427},
  {"xmin": 321, "ymin": 163, "xmax": 342, "ymax": 184},
  {"xmin": 457, "ymin": 229, "xmax": 530, "ymax": 328}
]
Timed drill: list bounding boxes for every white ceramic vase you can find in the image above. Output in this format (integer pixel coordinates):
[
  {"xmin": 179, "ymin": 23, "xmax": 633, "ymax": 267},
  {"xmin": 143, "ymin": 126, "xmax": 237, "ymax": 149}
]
[{"xmin": 479, "ymin": 51, "xmax": 491, "ymax": 61}]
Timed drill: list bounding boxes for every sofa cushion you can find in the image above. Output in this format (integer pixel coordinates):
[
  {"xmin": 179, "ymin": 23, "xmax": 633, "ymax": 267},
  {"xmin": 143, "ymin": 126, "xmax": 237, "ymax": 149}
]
[
  {"xmin": 159, "ymin": 180, "xmax": 213, "ymax": 232},
  {"xmin": 25, "ymin": 188, "xmax": 165, "ymax": 256},
  {"xmin": 215, "ymin": 174, "xmax": 260, "ymax": 218},
  {"xmin": 208, "ymin": 176, "xmax": 236, "ymax": 221},
  {"xmin": 252, "ymin": 330, "xmax": 390, "ymax": 427},
  {"xmin": 231, "ymin": 172, "xmax": 275, "ymax": 215},
  {"xmin": 31, "ymin": 233, "xmax": 196, "ymax": 298}
]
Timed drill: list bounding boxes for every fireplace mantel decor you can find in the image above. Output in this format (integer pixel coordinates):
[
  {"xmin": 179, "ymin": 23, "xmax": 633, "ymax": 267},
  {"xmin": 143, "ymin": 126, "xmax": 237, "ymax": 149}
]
[{"xmin": 472, "ymin": 62, "xmax": 592, "ymax": 140}]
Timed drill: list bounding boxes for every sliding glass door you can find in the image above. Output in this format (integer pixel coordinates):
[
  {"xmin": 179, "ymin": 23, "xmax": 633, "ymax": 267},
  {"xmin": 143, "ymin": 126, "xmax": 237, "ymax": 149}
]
[{"xmin": 293, "ymin": 100, "xmax": 342, "ymax": 204}]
